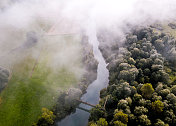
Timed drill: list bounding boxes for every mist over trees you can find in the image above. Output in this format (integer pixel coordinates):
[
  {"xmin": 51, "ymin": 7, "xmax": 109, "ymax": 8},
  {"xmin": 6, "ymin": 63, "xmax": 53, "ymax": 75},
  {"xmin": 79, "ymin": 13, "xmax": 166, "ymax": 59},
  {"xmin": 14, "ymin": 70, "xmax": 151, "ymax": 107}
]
[{"xmin": 89, "ymin": 24, "xmax": 176, "ymax": 126}]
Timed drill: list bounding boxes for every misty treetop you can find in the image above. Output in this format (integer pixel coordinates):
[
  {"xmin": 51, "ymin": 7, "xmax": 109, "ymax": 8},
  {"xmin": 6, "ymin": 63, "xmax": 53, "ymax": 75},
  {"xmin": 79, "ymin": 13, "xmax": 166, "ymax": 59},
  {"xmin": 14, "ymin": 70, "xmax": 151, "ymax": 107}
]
[{"xmin": 89, "ymin": 24, "xmax": 176, "ymax": 126}]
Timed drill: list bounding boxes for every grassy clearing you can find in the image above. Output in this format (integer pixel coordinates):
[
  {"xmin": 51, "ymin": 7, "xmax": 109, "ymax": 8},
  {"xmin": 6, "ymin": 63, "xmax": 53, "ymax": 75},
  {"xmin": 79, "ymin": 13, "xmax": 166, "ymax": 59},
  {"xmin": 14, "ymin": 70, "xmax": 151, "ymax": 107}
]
[{"xmin": 0, "ymin": 35, "xmax": 82, "ymax": 126}]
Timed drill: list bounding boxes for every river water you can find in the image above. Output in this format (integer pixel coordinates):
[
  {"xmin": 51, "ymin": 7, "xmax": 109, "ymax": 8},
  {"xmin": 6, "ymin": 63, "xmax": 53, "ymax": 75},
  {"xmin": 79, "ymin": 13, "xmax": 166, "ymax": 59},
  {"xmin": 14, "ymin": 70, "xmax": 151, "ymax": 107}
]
[{"xmin": 57, "ymin": 28, "xmax": 109, "ymax": 126}]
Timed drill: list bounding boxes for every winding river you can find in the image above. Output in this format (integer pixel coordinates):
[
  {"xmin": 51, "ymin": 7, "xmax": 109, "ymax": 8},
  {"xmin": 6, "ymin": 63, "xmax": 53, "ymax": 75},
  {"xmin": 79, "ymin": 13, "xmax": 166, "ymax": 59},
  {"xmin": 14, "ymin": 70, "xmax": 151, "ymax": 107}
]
[{"xmin": 57, "ymin": 30, "xmax": 109, "ymax": 126}]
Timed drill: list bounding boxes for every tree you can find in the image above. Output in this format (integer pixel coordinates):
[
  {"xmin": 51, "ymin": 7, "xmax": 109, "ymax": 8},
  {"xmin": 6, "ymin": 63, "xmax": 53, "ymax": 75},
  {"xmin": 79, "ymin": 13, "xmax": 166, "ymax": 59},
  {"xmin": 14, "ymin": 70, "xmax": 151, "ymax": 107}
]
[
  {"xmin": 118, "ymin": 68, "xmax": 138, "ymax": 82},
  {"xmin": 166, "ymin": 93, "xmax": 176, "ymax": 104},
  {"xmin": 88, "ymin": 121, "xmax": 97, "ymax": 126},
  {"xmin": 89, "ymin": 105, "xmax": 106, "ymax": 121},
  {"xmin": 117, "ymin": 99, "xmax": 128, "ymax": 110},
  {"xmin": 152, "ymin": 100, "xmax": 164, "ymax": 113},
  {"xmin": 37, "ymin": 108, "xmax": 56, "ymax": 126},
  {"xmin": 96, "ymin": 118, "xmax": 108, "ymax": 126},
  {"xmin": 154, "ymin": 39, "xmax": 164, "ymax": 50},
  {"xmin": 138, "ymin": 115, "xmax": 151, "ymax": 126},
  {"xmin": 152, "ymin": 93, "xmax": 162, "ymax": 101},
  {"xmin": 89, "ymin": 123, "xmax": 98, "ymax": 126},
  {"xmin": 114, "ymin": 111, "xmax": 128, "ymax": 124},
  {"xmin": 119, "ymin": 63, "xmax": 131, "ymax": 71},
  {"xmin": 112, "ymin": 82, "xmax": 132, "ymax": 99},
  {"xmin": 125, "ymin": 97, "xmax": 132, "ymax": 106},
  {"xmin": 171, "ymin": 85, "xmax": 176, "ymax": 95},
  {"xmin": 114, "ymin": 121, "xmax": 127, "ymax": 126},
  {"xmin": 143, "ymin": 68, "xmax": 151, "ymax": 76},
  {"xmin": 126, "ymin": 35, "xmax": 138, "ymax": 44},
  {"xmin": 134, "ymin": 106, "xmax": 148, "ymax": 115},
  {"xmin": 131, "ymin": 48, "xmax": 140, "ymax": 58},
  {"xmin": 155, "ymin": 83, "xmax": 163, "ymax": 93},
  {"xmin": 133, "ymin": 93, "xmax": 142, "ymax": 103},
  {"xmin": 159, "ymin": 89, "xmax": 170, "ymax": 97},
  {"xmin": 141, "ymin": 83, "xmax": 154, "ymax": 99},
  {"xmin": 154, "ymin": 119, "xmax": 169, "ymax": 126},
  {"xmin": 100, "ymin": 88, "xmax": 107, "ymax": 98},
  {"xmin": 128, "ymin": 57, "xmax": 136, "ymax": 65}
]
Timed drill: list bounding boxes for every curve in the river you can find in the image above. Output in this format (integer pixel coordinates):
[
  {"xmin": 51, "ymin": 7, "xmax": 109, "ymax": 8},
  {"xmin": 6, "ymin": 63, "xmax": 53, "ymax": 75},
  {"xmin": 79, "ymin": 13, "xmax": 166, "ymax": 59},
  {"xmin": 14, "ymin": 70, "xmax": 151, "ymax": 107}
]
[{"xmin": 57, "ymin": 32, "xmax": 109, "ymax": 126}]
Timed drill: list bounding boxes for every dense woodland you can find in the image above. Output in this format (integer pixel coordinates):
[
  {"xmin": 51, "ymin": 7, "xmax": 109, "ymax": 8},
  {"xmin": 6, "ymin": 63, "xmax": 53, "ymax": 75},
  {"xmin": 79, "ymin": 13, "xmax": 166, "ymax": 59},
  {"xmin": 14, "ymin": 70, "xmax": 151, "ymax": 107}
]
[{"xmin": 89, "ymin": 24, "xmax": 176, "ymax": 126}]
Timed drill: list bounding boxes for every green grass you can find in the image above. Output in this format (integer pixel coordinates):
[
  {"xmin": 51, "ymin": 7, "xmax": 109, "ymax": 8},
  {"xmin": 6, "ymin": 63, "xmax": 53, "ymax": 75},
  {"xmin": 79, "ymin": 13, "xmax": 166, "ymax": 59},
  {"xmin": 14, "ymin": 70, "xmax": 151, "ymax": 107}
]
[{"xmin": 0, "ymin": 35, "xmax": 82, "ymax": 126}]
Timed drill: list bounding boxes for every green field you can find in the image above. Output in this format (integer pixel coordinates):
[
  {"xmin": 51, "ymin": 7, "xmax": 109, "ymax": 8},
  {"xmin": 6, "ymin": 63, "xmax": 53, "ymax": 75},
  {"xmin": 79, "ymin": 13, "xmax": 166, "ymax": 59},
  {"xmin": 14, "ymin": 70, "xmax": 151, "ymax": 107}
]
[{"xmin": 0, "ymin": 35, "xmax": 83, "ymax": 126}]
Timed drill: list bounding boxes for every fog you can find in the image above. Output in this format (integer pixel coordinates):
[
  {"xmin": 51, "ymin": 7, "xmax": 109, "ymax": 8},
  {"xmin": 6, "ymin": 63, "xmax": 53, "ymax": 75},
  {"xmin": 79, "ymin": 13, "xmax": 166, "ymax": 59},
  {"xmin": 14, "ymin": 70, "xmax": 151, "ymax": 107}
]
[
  {"xmin": 1, "ymin": 0, "xmax": 176, "ymax": 40},
  {"xmin": 0, "ymin": 0, "xmax": 176, "ymax": 76}
]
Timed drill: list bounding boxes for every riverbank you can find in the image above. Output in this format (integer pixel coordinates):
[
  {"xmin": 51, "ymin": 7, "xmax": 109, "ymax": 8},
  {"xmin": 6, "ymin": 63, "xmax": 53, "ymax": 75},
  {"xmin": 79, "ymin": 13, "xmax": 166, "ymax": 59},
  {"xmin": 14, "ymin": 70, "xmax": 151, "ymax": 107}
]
[{"xmin": 52, "ymin": 35, "xmax": 99, "ymax": 123}]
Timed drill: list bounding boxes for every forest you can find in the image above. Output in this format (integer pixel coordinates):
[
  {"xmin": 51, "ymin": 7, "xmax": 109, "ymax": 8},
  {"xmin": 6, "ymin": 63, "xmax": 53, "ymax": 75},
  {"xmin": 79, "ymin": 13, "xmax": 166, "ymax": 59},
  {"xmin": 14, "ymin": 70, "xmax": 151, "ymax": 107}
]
[{"xmin": 89, "ymin": 23, "xmax": 176, "ymax": 126}]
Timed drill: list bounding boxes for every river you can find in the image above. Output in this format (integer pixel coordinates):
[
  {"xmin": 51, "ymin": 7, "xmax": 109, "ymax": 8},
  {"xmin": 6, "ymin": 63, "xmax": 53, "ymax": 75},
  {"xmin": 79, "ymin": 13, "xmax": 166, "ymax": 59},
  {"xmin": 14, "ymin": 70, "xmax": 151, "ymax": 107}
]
[{"xmin": 57, "ymin": 29, "xmax": 109, "ymax": 126}]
